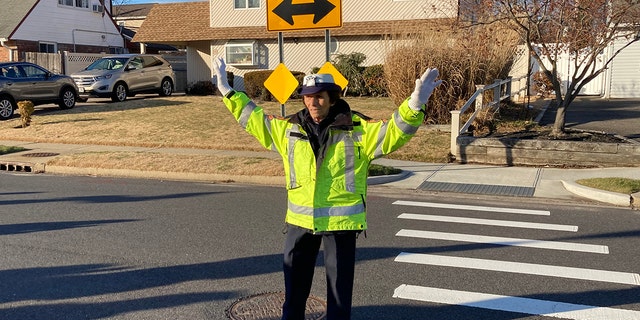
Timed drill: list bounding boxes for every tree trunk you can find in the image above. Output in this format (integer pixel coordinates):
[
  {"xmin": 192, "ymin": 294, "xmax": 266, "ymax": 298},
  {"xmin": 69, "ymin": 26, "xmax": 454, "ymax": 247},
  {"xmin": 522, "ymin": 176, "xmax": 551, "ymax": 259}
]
[{"xmin": 551, "ymin": 99, "xmax": 567, "ymax": 136}]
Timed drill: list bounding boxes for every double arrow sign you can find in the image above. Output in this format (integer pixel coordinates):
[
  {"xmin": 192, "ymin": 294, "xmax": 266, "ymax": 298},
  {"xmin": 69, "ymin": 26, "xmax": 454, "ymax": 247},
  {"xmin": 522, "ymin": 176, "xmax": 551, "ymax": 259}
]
[{"xmin": 267, "ymin": 0, "xmax": 342, "ymax": 32}]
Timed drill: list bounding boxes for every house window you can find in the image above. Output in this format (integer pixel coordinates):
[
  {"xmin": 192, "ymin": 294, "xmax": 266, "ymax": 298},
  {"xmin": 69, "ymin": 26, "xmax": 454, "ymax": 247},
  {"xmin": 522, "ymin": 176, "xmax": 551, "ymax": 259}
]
[
  {"xmin": 76, "ymin": 0, "xmax": 89, "ymax": 8},
  {"xmin": 225, "ymin": 41, "xmax": 256, "ymax": 66},
  {"xmin": 234, "ymin": 0, "xmax": 260, "ymax": 9},
  {"xmin": 329, "ymin": 37, "xmax": 339, "ymax": 54},
  {"xmin": 39, "ymin": 42, "xmax": 57, "ymax": 53},
  {"xmin": 58, "ymin": 0, "xmax": 89, "ymax": 8}
]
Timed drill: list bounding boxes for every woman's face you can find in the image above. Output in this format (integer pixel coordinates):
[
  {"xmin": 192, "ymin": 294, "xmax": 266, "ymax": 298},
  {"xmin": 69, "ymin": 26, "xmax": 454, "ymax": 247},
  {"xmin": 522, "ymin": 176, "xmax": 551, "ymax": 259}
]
[{"xmin": 303, "ymin": 91, "xmax": 332, "ymax": 123}]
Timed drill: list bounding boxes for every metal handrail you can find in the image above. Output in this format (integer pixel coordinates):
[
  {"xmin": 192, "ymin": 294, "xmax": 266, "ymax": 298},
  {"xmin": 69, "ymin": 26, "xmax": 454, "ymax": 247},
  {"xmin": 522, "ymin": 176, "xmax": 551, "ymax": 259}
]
[{"xmin": 450, "ymin": 75, "xmax": 528, "ymax": 155}]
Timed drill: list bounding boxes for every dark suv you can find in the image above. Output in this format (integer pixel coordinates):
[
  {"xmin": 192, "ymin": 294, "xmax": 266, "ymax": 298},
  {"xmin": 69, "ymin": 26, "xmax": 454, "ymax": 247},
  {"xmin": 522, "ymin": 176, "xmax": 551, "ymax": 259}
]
[
  {"xmin": 0, "ymin": 62, "xmax": 79, "ymax": 120},
  {"xmin": 71, "ymin": 54, "xmax": 175, "ymax": 102}
]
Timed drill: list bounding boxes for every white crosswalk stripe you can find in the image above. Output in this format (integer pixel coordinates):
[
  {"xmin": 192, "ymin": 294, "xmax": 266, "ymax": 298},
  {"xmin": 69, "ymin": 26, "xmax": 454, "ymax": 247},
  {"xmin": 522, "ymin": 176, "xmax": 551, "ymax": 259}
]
[
  {"xmin": 391, "ymin": 200, "xmax": 639, "ymax": 318},
  {"xmin": 393, "ymin": 285, "xmax": 640, "ymax": 320},
  {"xmin": 398, "ymin": 213, "xmax": 578, "ymax": 231},
  {"xmin": 393, "ymin": 200, "xmax": 551, "ymax": 215},
  {"xmin": 396, "ymin": 229, "xmax": 609, "ymax": 253},
  {"xmin": 395, "ymin": 252, "xmax": 639, "ymax": 285}
]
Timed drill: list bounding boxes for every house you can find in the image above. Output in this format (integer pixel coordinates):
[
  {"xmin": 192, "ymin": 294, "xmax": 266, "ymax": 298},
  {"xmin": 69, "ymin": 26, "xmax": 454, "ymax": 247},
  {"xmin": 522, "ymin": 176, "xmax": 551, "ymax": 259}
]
[
  {"xmin": 112, "ymin": 3, "xmax": 178, "ymax": 54},
  {"xmin": 0, "ymin": 0, "xmax": 124, "ymax": 62},
  {"xmin": 132, "ymin": 0, "xmax": 454, "ymax": 91},
  {"xmin": 604, "ymin": 36, "xmax": 640, "ymax": 98},
  {"xmin": 112, "ymin": 3, "xmax": 155, "ymax": 34}
]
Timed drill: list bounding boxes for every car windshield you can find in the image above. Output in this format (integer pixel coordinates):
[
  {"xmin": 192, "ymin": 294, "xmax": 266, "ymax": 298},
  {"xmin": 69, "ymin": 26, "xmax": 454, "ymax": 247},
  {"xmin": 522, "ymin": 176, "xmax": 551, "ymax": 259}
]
[{"xmin": 85, "ymin": 58, "xmax": 129, "ymax": 71}]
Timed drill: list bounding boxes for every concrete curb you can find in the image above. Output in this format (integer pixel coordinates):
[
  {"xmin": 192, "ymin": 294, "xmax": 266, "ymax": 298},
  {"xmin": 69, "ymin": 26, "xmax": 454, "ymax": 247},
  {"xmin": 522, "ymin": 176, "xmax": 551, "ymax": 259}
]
[
  {"xmin": 367, "ymin": 170, "xmax": 411, "ymax": 185},
  {"xmin": 631, "ymin": 192, "xmax": 640, "ymax": 209},
  {"xmin": 561, "ymin": 180, "xmax": 631, "ymax": 207},
  {"xmin": 45, "ymin": 165, "xmax": 284, "ymax": 186},
  {"xmin": 45, "ymin": 166, "xmax": 412, "ymax": 186}
]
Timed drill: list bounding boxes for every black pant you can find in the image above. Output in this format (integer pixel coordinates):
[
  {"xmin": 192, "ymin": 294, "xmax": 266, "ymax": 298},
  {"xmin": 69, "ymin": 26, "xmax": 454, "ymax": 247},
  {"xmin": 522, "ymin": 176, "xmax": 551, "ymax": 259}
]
[{"xmin": 281, "ymin": 224, "xmax": 358, "ymax": 320}]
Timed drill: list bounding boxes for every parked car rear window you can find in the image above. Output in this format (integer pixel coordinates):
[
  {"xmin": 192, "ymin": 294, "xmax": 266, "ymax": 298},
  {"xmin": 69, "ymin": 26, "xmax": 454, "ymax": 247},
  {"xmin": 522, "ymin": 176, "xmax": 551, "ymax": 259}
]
[
  {"xmin": 2, "ymin": 66, "xmax": 22, "ymax": 78},
  {"xmin": 21, "ymin": 65, "xmax": 47, "ymax": 78},
  {"xmin": 142, "ymin": 56, "xmax": 164, "ymax": 68},
  {"xmin": 128, "ymin": 57, "xmax": 144, "ymax": 70}
]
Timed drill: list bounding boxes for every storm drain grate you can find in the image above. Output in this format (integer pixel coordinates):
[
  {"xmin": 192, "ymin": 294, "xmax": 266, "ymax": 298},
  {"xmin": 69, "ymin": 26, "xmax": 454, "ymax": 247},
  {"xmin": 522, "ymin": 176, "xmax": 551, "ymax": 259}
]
[
  {"xmin": 21, "ymin": 152, "xmax": 60, "ymax": 157},
  {"xmin": 419, "ymin": 181, "xmax": 535, "ymax": 197},
  {"xmin": 0, "ymin": 162, "xmax": 33, "ymax": 173},
  {"xmin": 226, "ymin": 292, "xmax": 326, "ymax": 320}
]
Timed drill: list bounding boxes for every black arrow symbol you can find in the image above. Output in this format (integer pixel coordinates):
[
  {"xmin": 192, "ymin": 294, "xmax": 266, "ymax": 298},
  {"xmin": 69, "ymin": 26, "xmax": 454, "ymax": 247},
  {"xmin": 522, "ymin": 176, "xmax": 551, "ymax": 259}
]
[{"xmin": 273, "ymin": 0, "xmax": 336, "ymax": 26}]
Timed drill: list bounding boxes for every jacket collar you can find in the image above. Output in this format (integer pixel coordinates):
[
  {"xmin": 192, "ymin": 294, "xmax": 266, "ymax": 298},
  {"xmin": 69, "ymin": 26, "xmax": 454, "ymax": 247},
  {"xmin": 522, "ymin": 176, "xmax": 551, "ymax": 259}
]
[{"xmin": 289, "ymin": 99, "xmax": 353, "ymax": 128}]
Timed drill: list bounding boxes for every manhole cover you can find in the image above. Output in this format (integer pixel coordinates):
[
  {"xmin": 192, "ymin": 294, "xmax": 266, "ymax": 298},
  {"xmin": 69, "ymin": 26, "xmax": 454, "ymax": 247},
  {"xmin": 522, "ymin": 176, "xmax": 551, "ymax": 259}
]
[
  {"xmin": 227, "ymin": 292, "xmax": 326, "ymax": 320},
  {"xmin": 21, "ymin": 152, "xmax": 60, "ymax": 157}
]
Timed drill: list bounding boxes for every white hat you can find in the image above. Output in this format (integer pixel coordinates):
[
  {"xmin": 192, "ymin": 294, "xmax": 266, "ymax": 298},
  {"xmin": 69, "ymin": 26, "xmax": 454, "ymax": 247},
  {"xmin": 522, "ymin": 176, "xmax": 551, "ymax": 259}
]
[{"xmin": 299, "ymin": 74, "xmax": 341, "ymax": 95}]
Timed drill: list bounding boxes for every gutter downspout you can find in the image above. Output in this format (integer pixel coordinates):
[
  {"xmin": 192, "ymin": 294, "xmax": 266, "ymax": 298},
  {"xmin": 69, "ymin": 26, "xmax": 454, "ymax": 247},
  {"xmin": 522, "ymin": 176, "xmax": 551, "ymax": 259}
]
[{"xmin": 0, "ymin": 39, "xmax": 14, "ymax": 61}]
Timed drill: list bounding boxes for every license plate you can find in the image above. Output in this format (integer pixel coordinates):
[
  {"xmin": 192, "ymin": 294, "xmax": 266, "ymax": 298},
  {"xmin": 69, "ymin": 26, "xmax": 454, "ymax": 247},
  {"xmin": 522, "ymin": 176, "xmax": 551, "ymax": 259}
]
[{"xmin": 78, "ymin": 87, "xmax": 85, "ymax": 93}]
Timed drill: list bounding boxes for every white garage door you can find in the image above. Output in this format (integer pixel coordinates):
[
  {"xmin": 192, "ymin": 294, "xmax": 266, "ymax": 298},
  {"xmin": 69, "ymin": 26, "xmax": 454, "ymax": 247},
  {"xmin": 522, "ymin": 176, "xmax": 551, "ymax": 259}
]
[{"xmin": 609, "ymin": 39, "xmax": 640, "ymax": 98}]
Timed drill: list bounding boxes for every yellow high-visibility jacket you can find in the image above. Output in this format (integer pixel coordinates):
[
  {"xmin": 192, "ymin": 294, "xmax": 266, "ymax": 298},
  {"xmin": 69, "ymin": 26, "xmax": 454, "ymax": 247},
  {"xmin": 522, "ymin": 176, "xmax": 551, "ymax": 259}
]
[{"xmin": 222, "ymin": 91, "xmax": 424, "ymax": 233}]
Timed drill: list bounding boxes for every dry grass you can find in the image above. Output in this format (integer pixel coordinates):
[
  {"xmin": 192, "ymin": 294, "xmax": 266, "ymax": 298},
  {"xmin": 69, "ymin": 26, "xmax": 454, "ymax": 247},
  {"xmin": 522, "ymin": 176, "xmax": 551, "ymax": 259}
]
[
  {"xmin": 48, "ymin": 151, "xmax": 285, "ymax": 176},
  {"xmin": 577, "ymin": 178, "xmax": 640, "ymax": 194},
  {"xmin": 0, "ymin": 95, "xmax": 451, "ymax": 175},
  {"xmin": 1, "ymin": 96, "xmax": 418, "ymax": 149}
]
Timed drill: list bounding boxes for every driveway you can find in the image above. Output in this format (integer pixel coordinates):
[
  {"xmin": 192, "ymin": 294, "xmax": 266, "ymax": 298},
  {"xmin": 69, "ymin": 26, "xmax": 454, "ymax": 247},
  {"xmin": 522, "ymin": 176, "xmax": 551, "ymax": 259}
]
[{"xmin": 539, "ymin": 96, "xmax": 640, "ymax": 142}]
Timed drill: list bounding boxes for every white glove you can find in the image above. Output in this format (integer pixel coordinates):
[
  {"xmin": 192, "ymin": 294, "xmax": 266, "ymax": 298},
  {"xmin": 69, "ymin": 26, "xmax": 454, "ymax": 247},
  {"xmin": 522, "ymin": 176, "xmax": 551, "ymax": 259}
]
[
  {"xmin": 408, "ymin": 68, "xmax": 443, "ymax": 111},
  {"xmin": 212, "ymin": 58, "xmax": 232, "ymax": 96}
]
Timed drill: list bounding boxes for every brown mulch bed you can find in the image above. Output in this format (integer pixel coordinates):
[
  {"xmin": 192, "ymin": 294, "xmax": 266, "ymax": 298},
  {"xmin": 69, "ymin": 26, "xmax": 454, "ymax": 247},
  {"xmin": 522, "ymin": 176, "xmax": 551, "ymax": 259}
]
[
  {"xmin": 487, "ymin": 127, "xmax": 630, "ymax": 143},
  {"xmin": 471, "ymin": 99, "xmax": 632, "ymax": 144}
]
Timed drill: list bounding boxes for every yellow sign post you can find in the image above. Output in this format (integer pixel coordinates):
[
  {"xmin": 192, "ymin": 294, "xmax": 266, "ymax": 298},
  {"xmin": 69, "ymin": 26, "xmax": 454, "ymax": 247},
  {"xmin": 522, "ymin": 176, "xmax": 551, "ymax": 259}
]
[{"xmin": 267, "ymin": 0, "xmax": 342, "ymax": 32}]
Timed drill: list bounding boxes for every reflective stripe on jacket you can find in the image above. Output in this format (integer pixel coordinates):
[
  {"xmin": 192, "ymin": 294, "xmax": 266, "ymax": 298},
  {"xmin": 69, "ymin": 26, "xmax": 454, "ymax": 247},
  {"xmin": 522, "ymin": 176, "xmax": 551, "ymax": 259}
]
[{"xmin": 222, "ymin": 92, "xmax": 424, "ymax": 232}]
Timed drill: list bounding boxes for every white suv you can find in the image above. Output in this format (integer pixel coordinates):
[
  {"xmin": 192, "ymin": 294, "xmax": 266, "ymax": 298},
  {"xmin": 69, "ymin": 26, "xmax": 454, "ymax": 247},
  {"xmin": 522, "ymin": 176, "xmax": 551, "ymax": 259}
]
[{"xmin": 72, "ymin": 54, "xmax": 175, "ymax": 102}]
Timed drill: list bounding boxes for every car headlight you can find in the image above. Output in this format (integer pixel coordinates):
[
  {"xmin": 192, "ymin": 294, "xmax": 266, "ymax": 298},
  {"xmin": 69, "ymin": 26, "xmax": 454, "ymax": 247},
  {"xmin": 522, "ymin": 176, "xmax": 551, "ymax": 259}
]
[{"xmin": 95, "ymin": 74, "xmax": 113, "ymax": 80}]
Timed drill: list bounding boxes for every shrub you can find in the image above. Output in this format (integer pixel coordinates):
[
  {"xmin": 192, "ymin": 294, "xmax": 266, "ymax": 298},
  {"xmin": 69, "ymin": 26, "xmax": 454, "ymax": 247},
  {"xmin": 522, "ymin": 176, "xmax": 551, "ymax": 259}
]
[
  {"xmin": 186, "ymin": 81, "xmax": 216, "ymax": 95},
  {"xmin": 187, "ymin": 71, "xmax": 235, "ymax": 96},
  {"xmin": 368, "ymin": 163, "xmax": 401, "ymax": 176},
  {"xmin": 533, "ymin": 71, "xmax": 554, "ymax": 96},
  {"xmin": 17, "ymin": 100, "xmax": 34, "ymax": 128},
  {"xmin": 333, "ymin": 52, "xmax": 367, "ymax": 96},
  {"xmin": 244, "ymin": 70, "xmax": 273, "ymax": 101},
  {"xmin": 362, "ymin": 64, "xmax": 387, "ymax": 97},
  {"xmin": 310, "ymin": 55, "xmax": 387, "ymax": 97}
]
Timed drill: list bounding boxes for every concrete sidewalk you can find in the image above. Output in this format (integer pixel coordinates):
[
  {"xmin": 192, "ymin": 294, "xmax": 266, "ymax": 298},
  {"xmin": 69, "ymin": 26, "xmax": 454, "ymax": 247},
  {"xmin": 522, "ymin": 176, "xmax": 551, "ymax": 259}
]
[{"xmin": 2, "ymin": 140, "xmax": 640, "ymax": 208}]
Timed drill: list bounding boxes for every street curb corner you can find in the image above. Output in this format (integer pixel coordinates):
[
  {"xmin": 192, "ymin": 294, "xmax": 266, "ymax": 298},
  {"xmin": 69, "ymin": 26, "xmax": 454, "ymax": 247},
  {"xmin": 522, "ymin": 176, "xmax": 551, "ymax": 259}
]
[
  {"xmin": 367, "ymin": 170, "xmax": 411, "ymax": 185},
  {"xmin": 561, "ymin": 180, "xmax": 631, "ymax": 207}
]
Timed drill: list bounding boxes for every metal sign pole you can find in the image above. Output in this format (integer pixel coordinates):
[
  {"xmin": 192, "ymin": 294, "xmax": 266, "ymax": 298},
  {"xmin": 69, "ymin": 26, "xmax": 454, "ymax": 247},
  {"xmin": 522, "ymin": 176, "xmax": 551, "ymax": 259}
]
[
  {"xmin": 325, "ymin": 29, "xmax": 331, "ymax": 62},
  {"xmin": 278, "ymin": 31, "xmax": 286, "ymax": 116}
]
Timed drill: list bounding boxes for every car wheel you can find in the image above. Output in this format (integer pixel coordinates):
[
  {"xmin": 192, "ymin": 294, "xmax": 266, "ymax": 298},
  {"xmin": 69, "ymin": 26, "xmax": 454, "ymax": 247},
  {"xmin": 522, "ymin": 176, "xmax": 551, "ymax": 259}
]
[
  {"xmin": 0, "ymin": 96, "xmax": 16, "ymax": 121},
  {"xmin": 111, "ymin": 82, "xmax": 128, "ymax": 102},
  {"xmin": 159, "ymin": 78, "xmax": 173, "ymax": 97},
  {"xmin": 58, "ymin": 87, "xmax": 76, "ymax": 109}
]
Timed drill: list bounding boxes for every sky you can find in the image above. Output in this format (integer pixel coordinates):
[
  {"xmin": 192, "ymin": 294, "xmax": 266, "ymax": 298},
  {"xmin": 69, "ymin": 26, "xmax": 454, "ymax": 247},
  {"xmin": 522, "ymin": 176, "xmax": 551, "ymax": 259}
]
[{"xmin": 124, "ymin": 0, "xmax": 206, "ymax": 4}]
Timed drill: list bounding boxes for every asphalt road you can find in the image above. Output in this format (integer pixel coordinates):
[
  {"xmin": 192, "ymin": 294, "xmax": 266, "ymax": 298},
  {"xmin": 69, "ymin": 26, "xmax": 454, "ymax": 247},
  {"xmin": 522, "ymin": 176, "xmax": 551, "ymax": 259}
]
[{"xmin": 2, "ymin": 173, "xmax": 639, "ymax": 319}]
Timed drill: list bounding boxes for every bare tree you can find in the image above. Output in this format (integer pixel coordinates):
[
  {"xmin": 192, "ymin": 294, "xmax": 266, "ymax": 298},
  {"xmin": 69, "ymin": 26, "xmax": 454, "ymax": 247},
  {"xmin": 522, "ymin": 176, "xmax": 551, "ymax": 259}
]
[
  {"xmin": 110, "ymin": 0, "xmax": 132, "ymax": 17},
  {"xmin": 467, "ymin": 0, "xmax": 640, "ymax": 136}
]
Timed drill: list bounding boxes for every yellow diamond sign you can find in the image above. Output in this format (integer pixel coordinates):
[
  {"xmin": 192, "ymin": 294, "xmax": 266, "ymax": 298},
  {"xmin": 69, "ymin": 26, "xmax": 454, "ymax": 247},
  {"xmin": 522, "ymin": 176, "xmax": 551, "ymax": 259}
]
[
  {"xmin": 317, "ymin": 62, "xmax": 348, "ymax": 91},
  {"xmin": 264, "ymin": 63, "xmax": 299, "ymax": 104}
]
